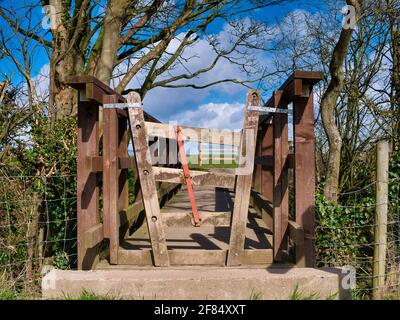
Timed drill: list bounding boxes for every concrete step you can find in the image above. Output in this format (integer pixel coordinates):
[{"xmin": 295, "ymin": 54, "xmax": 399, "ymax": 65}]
[{"xmin": 42, "ymin": 267, "xmax": 350, "ymax": 300}]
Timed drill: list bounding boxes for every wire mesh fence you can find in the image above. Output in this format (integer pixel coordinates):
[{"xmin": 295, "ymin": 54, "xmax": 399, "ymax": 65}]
[
  {"xmin": 0, "ymin": 175, "xmax": 77, "ymax": 298},
  {"xmin": 0, "ymin": 173, "xmax": 399, "ymax": 299}
]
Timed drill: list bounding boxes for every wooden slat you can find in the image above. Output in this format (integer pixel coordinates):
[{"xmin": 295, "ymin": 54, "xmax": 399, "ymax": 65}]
[
  {"xmin": 117, "ymin": 249, "xmax": 272, "ymax": 266},
  {"xmin": 127, "ymin": 92, "xmax": 169, "ymax": 267},
  {"xmin": 118, "ymin": 249, "xmax": 227, "ymax": 266},
  {"xmin": 288, "ymin": 220, "xmax": 306, "ymax": 267},
  {"xmin": 261, "ymin": 123, "xmax": 274, "ymax": 203},
  {"xmin": 77, "ymin": 102, "xmax": 100, "ymax": 270},
  {"xmin": 273, "ymin": 90, "xmax": 289, "ymax": 262},
  {"xmin": 118, "ymin": 157, "xmax": 136, "ymax": 169},
  {"xmin": 241, "ymin": 249, "xmax": 273, "ymax": 264},
  {"xmin": 84, "ymin": 223, "xmax": 104, "ymax": 249},
  {"xmin": 255, "ymin": 153, "xmax": 294, "ymax": 169},
  {"xmin": 293, "ymin": 93, "xmax": 316, "ymax": 267},
  {"xmin": 250, "ymin": 191, "xmax": 273, "ymax": 230},
  {"xmin": 118, "ymin": 116, "xmax": 129, "ymax": 241},
  {"xmin": 152, "ymin": 167, "xmax": 236, "ymax": 188},
  {"xmin": 288, "ymin": 220, "xmax": 305, "ymax": 245},
  {"xmin": 103, "ymin": 95, "xmax": 120, "ymax": 264},
  {"xmin": 85, "ymin": 156, "xmax": 103, "ymax": 172},
  {"xmin": 146, "ymin": 122, "xmax": 241, "ymax": 147},
  {"xmin": 227, "ymin": 90, "xmax": 260, "ymax": 266},
  {"xmin": 162, "ymin": 211, "xmax": 231, "ymax": 227}
]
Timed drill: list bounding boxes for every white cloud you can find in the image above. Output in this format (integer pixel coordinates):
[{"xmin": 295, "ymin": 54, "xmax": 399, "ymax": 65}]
[{"xmin": 172, "ymin": 102, "xmax": 245, "ymax": 130}]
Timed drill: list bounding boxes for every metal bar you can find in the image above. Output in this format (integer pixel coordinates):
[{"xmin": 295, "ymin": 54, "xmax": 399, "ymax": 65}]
[
  {"xmin": 103, "ymin": 103, "xmax": 142, "ymax": 109},
  {"xmin": 249, "ymin": 105, "xmax": 292, "ymax": 114},
  {"xmin": 176, "ymin": 126, "xmax": 201, "ymax": 226}
]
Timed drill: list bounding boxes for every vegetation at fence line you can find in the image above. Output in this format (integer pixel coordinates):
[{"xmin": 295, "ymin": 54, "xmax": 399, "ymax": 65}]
[{"xmin": 0, "ymin": 0, "xmax": 400, "ymax": 300}]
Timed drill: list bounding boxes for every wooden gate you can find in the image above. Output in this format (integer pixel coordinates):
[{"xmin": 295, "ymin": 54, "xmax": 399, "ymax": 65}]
[{"xmin": 67, "ymin": 71, "xmax": 322, "ymax": 270}]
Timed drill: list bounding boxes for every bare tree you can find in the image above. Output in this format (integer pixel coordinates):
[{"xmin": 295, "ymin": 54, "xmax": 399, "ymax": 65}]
[{"xmin": 0, "ymin": 0, "xmax": 288, "ymax": 120}]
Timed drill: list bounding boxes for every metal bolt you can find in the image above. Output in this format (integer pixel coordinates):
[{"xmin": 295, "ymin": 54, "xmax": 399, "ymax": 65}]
[
  {"xmin": 151, "ymin": 216, "xmax": 157, "ymax": 222},
  {"xmin": 136, "ymin": 124, "xmax": 141, "ymax": 129},
  {"xmin": 143, "ymin": 170, "xmax": 149, "ymax": 175}
]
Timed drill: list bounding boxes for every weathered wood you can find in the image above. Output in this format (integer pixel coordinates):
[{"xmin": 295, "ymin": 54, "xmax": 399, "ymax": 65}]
[
  {"xmin": 373, "ymin": 140, "xmax": 389, "ymax": 300},
  {"xmin": 227, "ymin": 90, "xmax": 260, "ymax": 266},
  {"xmin": 85, "ymin": 156, "xmax": 103, "ymax": 172},
  {"xmin": 288, "ymin": 220, "xmax": 305, "ymax": 246},
  {"xmin": 84, "ymin": 223, "xmax": 104, "ymax": 249},
  {"xmin": 118, "ymin": 249, "xmax": 227, "ymax": 266},
  {"xmin": 250, "ymin": 191, "xmax": 273, "ymax": 230},
  {"xmin": 241, "ymin": 249, "xmax": 273, "ymax": 265},
  {"xmin": 261, "ymin": 123, "xmax": 274, "ymax": 203},
  {"xmin": 153, "ymin": 167, "xmax": 236, "ymax": 188},
  {"xmin": 103, "ymin": 95, "xmax": 120, "ymax": 264},
  {"xmin": 288, "ymin": 220, "xmax": 305, "ymax": 267},
  {"xmin": 118, "ymin": 116, "xmax": 129, "ymax": 241},
  {"xmin": 293, "ymin": 94, "xmax": 316, "ymax": 267},
  {"xmin": 118, "ymin": 157, "xmax": 136, "ymax": 169},
  {"xmin": 162, "ymin": 211, "xmax": 231, "ymax": 227},
  {"xmin": 146, "ymin": 122, "xmax": 241, "ymax": 147},
  {"xmin": 127, "ymin": 92, "xmax": 170, "ymax": 266},
  {"xmin": 77, "ymin": 102, "xmax": 100, "ymax": 270},
  {"xmin": 273, "ymin": 90, "xmax": 289, "ymax": 262}
]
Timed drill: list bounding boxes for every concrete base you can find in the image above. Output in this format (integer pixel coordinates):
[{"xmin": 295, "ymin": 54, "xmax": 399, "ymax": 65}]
[{"xmin": 42, "ymin": 267, "xmax": 350, "ymax": 300}]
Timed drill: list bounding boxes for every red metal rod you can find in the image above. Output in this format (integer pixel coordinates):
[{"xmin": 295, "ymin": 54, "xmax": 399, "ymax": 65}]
[{"xmin": 176, "ymin": 126, "xmax": 201, "ymax": 226}]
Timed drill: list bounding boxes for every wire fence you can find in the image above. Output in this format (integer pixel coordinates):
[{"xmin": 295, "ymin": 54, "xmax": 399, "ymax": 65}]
[
  {"xmin": 0, "ymin": 175, "xmax": 77, "ymax": 299},
  {"xmin": 0, "ymin": 173, "xmax": 399, "ymax": 299}
]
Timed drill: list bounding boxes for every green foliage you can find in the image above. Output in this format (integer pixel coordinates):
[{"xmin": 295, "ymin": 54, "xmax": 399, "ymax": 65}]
[
  {"xmin": 315, "ymin": 193, "xmax": 374, "ymax": 267},
  {"xmin": 63, "ymin": 289, "xmax": 122, "ymax": 300}
]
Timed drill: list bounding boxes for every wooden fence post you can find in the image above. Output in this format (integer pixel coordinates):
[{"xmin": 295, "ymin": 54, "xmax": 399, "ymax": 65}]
[
  {"xmin": 77, "ymin": 101, "xmax": 100, "ymax": 270},
  {"xmin": 373, "ymin": 139, "xmax": 389, "ymax": 300}
]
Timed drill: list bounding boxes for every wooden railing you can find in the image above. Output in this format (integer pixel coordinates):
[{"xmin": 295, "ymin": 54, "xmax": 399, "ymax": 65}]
[
  {"xmin": 67, "ymin": 76, "xmax": 181, "ymax": 270},
  {"xmin": 250, "ymin": 70, "xmax": 323, "ymax": 267}
]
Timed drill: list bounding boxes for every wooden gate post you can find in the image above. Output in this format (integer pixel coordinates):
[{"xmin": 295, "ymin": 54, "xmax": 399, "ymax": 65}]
[
  {"xmin": 293, "ymin": 91, "xmax": 316, "ymax": 267},
  {"xmin": 103, "ymin": 95, "xmax": 120, "ymax": 264},
  {"xmin": 373, "ymin": 139, "xmax": 389, "ymax": 299},
  {"xmin": 227, "ymin": 89, "xmax": 260, "ymax": 266},
  {"xmin": 77, "ymin": 101, "xmax": 100, "ymax": 270},
  {"xmin": 272, "ymin": 90, "xmax": 289, "ymax": 262}
]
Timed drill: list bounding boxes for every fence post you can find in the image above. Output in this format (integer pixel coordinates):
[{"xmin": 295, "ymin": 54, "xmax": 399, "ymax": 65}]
[{"xmin": 373, "ymin": 139, "xmax": 389, "ymax": 299}]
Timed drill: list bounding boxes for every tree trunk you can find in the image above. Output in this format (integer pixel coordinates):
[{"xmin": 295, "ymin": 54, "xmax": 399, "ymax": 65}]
[{"xmin": 322, "ymin": 0, "xmax": 360, "ymax": 202}]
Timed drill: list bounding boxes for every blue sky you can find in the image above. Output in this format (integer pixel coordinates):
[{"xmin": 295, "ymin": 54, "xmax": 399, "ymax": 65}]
[{"xmin": 1, "ymin": 0, "xmax": 333, "ymax": 155}]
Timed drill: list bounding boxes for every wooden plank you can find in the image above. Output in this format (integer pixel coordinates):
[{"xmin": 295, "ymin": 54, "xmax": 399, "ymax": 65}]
[
  {"xmin": 118, "ymin": 249, "xmax": 227, "ymax": 266},
  {"xmin": 146, "ymin": 122, "xmax": 241, "ymax": 147},
  {"xmin": 261, "ymin": 123, "xmax": 274, "ymax": 203},
  {"xmin": 162, "ymin": 211, "xmax": 231, "ymax": 227},
  {"xmin": 255, "ymin": 153, "xmax": 294, "ymax": 169},
  {"xmin": 152, "ymin": 167, "xmax": 236, "ymax": 188},
  {"xmin": 227, "ymin": 90, "xmax": 260, "ymax": 266},
  {"xmin": 127, "ymin": 92, "xmax": 169, "ymax": 267},
  {"xmin": 118, "ymin": 116, "xmax": 129, "ymax": 241},
  {"xmin": 241, "ymin": 249, "xmax": 273, "ymax": 265},
  {"xmin": 288, "ymin": 220, "xmax": 305, "ymax": 246},
  {"xmin": 273, "ymin": 90, "xmax": 289, "ymax": 262},
  {"xmin": 84, "ymin": 223, "xmax": 104, "ymax": 249},
  {"xmin": 85, "ymin": 156, "xmax": 103, "ymax": 172},
  {"xmin": 103, "ymin": 95, "xmax": 120, "ymax": 264},
  {"xmin": 118, "ymin": 157, "xmax": 136, "ymax": 169},
  {"xmin": 250, "ymin": 191, "xmax": 273, "ymax": 230},
  {"xmin": 293, "ymin": 94, "xmax": 316, "ymax": 267},
  {"xmin": 77, "ymin": 101, "xmax": 100, "ymax": 270}
]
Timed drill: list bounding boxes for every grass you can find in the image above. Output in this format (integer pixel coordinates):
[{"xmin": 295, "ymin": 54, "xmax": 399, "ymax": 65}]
[
  {"xmin": 62, "ymin": 289, "xmax": 123, "ymax": 300},
  {"xmin": 289, "ymin": 284, "xmax": 338, "ymax": 300},
  {"xmin": 187, "ymin": 154, "xmax": 238, "ymax": 170}
]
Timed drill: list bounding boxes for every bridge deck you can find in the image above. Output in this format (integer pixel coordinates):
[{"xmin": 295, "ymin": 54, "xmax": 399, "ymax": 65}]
[{"xmin": 121, "ymin": 186, "xmax": 273, "ymax": 251}]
